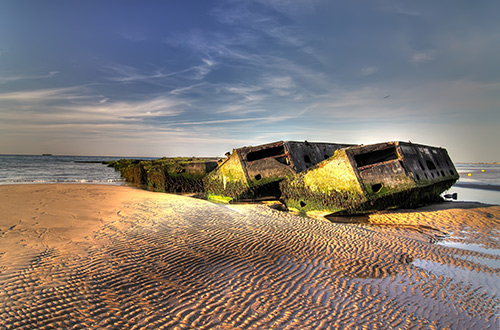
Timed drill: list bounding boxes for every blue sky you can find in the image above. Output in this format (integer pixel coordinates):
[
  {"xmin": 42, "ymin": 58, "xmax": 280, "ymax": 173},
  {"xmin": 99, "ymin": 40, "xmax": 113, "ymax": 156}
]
[{"xmin": 0, "ymin": 0, "xmax": 499, "ymax": 161}]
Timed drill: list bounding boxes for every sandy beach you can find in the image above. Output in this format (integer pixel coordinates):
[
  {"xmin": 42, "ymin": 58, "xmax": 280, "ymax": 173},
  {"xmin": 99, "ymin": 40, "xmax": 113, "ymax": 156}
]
[{"xmin": 0, "ymin": 184, "xmax": 499, "ymax": 329}]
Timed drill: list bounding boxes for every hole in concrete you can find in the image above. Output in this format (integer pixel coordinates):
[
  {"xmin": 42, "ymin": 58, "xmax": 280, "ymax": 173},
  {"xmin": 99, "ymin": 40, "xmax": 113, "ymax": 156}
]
[
  {"xmin": 300, "ymin": 201, "xmax": 307, "ymax": 207},
  {"xmin": 304, "ymin": 155, "xmax": 312, "ymax": 164},
  {"xmin": 418, "ymin": 161, "xmax": 425, "ymax": 171},
  {"xmin": 276, "ymin": 156, "xmax": 289, "ymax": 165},
  {"xmin": 440, "ymin": 171, "xmax": 445, "ymax": 177},
  {"xmin": 426, "ymin": 160, "xmax": 437, "ymax": 170},
  {"xmin": 449, "ymin": 170, "xmax": 454, "ymax": 175},
  {"xmin": 354, "ymin": 146, "xmax": 398, "ymax": 167},
  {"xmin": 371, "ymin": 183, "xmax": 383, "ymax": 193},
  {"xmin": 324, "ymin": 154, "xmax": 330, "ymax": 160},
  {"xmin": 247, "ymin": 145, "xmax": 285, "ymax": 162},
  {"xmin": 255, "ymin": 174, "xmax": 262, "ymax": 180},
  {"xmin": 416, "ymin": 174, "xmax": 420, "ymax": 181}
]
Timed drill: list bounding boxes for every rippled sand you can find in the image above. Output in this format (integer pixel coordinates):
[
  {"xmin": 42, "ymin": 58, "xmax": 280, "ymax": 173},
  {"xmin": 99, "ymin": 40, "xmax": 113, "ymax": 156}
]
[{"xmin": 0, "ymin": 184, "xmax": 499, "ymax": 329}]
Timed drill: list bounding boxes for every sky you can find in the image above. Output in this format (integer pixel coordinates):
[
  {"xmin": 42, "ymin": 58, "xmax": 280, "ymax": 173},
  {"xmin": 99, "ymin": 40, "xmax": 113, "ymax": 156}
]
[{"xmin": 0, "ymin": 0, "xmax": 499, "ymax": 162}]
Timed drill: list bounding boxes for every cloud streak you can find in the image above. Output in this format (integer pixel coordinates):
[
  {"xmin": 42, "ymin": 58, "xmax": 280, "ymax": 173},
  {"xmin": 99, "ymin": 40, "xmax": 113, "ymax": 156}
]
[
  {"xmin": 0, "ymin": 71, "xmax": 58, "ymax": 84},
  {"xmin": 0, "ymin": 86, "xmax": 87, "ymax": 101},
  {"xmin": 0, "ymin": 85, "xmax": 185, "ymax": 127},
  {"xmin": 411, "ymin": 50, "xmax": 435, "ymax": 63}
]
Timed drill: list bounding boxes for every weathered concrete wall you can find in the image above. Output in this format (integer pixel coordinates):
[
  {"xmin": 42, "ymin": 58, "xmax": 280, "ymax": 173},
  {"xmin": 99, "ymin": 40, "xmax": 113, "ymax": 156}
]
[
  {"xmin": 280, "ymin": 148, "xmax": 367, "ymax": 216},
  {"xmin": 348, "ymin": 142, "xmax": 458, "ymax": 196},
  {"xmin": 280, "ymin": 141, "xmax": 459, "ymax": 215},
  {"xmin": 204, "ymin": 141, "xmax": 352, "ymax": 202},
  {"xmin": 285, "ymin": 141, "xmax": 352, "ymax": 172},
  {"xmin": 109, "ymin": 158, "xmax": 220, "ymax": 193},
  {"xmin": 240, "ymin": 141, "xmax": 295, "ymax": 188},
  {"xmin": 203, "ymin": 151, "xmax": 250, "ymax": 201},
  {"xmin": 109, "ymin": 159, "xmax": 146, "ymax": 186}
]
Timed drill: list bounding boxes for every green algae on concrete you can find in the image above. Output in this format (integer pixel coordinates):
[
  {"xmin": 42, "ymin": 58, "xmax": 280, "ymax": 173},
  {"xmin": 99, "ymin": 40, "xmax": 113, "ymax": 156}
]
[
  {"xmin": 109, "ymin": 157, "xmax": 220, "ymax": 193},
  {"xmin": 109, "ymin": 140, "xmax": 459, "ymax": 216},
  {"xmin": 108, "ymin": 159, "xmax": 146, "ymax": 186},
  {"xmin": 280, "ymin": 149, "xmax": 367, "ymax": 215},
  {"xmin": 203, "ymin": 141, "xmax": 351, "ymax": 203},
  {"xmin": 203, "ymin": 150, "xmax": 249, "ymax": 202},
  {"xmin": 280, "ymin": 141, "xmax": 459, "ymax": 216}
]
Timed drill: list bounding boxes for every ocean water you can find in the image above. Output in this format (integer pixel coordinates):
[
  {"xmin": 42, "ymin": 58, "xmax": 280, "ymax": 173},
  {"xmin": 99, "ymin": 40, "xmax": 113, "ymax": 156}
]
[
  {"xmin": 448, "ymin": 163, "xmax": 500, "ymax": 205},
  {"xmin": 455, "ymin": 163, "xmax": 500, "ymax": 186},
  {"xmin": 0, "ymin": 154, "xmax": 132, "ymax": 185}
]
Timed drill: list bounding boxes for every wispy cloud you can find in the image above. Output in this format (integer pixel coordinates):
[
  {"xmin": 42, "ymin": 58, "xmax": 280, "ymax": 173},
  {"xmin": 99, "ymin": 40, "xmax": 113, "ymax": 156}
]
[
  {"xmin": 362, "ymin": 66, "xmax": 378, "ymax": 76},
  {"xmin": 219, "ymin": 85, "xmax": 262, "ymax": 98},
  {"xmin": 0, "ymin": 71, "xmax": 59, "ymax": 84},
  {"xmin": 411, "ymin": 50, "xmax": 435, "ymax": 63},
  {"xmin": 382, "ymin": 2, "xmax": 422, "ymax": 17},
  {"xmin": 170, "ymin": 113, "xmax": 299, "ymax": 126},
  {"xmin": 172, "ymin": 117, "xmax": 271, "ymax": 126},
  {"xmin": 210, "ymin": 0, "xmax": 315, "ymax": 52},
  {"xmin": 264, "ymin": 75, "xmax": 295, "ymax": 89},
  {"xmin": 0, "ymin": 84, "xmax": 185, "ymax": 127},
  {"xmin": 210, "ymin": 3, "xmax": 272, "ymax": 26},
  {"xmin": 65, "ymin": 97, "xmax": 185, "ymax": 120},
  {"xmin": 298, "ymin": 79, "xmax": 500, "ymax": 129},
  {"xmin": 169, "ymin": 83, "xmax": 207, "ymax": 95},
  {"xmin": 253, "ymin": 0, "xmax": 320, "ymax": 17},
  {"xmin": 104, "ymin": 57, "xmax": 219, "ymax": 84},
  {"xmin": 103, "ymin": 64, "xmax": 168, "ymax": 83},
  {"xmin": 191, "ymin": 57, "xmax": 218, "ymax": 80},
  {"xmin": 215, "ymin": 104, "xmax": 266, "ymax": 115},
  {"xmin": 0, "ymin": 86, "xmax": 88, "ymax": 101}
]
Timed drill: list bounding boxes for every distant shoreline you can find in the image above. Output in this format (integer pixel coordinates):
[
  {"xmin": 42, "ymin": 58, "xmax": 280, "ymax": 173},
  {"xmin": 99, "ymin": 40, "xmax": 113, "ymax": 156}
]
[
  {"xmin": 457, "ymin": 162, "xmax": 500, "ymax": 165},
  {"xmin": 453, "ymin": 182, "xmax": 500, "ymax": 192}
]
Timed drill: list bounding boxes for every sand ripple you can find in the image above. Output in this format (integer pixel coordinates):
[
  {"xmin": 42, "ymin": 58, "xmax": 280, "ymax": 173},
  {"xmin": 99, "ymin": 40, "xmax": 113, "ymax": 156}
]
[{"xmin": 0, "ymin": 190, "xmax": 499, "ymax": 329}]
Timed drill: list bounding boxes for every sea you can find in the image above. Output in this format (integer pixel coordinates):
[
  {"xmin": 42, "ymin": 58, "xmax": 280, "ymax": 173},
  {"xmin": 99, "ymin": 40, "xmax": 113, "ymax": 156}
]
[
  {"xmin": 0, "ymin": 154, "xmax": 139, "ymax": 185},
  {"xmin": 0, "ymin": 155, "xmax": 499, "ymax": 205},
  {"xmin": 450, "ymin": 163, "xmax": 500, "ymax": 205}
]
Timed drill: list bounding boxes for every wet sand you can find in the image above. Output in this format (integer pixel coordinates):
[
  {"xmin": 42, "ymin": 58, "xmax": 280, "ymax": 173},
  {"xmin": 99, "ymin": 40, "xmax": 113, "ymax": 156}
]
[{"xmin": 0, "ymin": 184, "xmax": 499, "ymax": 329}]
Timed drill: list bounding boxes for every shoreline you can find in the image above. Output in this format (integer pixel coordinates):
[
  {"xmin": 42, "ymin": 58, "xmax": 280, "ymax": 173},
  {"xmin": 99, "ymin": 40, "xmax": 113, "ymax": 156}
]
[{"xmin": 1, "ymin": 184, "xmax": 499, "ymax": 329}]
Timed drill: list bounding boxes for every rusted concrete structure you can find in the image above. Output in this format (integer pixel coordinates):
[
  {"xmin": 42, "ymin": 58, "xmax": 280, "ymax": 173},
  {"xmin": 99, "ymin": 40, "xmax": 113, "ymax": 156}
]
[
  {"xmin": 203, "ymin": 141, "xmax": 352, "ymax": 202},
  {"xmin": 280, "ymin": 141, "xmax": 459, "ymax": 215}
]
